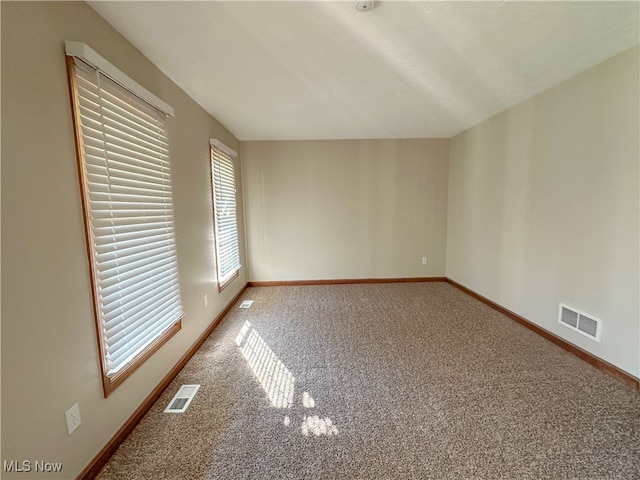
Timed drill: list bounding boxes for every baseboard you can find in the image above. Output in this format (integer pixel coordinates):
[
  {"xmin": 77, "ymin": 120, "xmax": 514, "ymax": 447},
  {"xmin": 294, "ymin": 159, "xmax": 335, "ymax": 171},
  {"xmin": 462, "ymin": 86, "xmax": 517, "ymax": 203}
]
[
  {"xmin": 248, "ymin": 277, "xmax": 447, "ymax": 287},
  {"xmin": 78, "ymin": 284, "xmax": 248, "ymax": 480},
  {"xmin": 445, "ymin": 278, "xmax": 640, "ymax": 392}
]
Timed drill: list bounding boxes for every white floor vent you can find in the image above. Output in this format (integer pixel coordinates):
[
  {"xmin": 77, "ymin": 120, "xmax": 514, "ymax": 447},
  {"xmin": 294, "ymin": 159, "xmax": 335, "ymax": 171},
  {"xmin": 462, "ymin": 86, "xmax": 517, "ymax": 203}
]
[
  {"xmin": 239, "ymin": 300, "xmax": 253, "ymax": 309},
  {"xmin": 558, "ymin": 304, "xmax": 603, "ymax": 342},
  {"xmin": 164, "ymin": 384, "xmax": 201, "ymax": 413}
]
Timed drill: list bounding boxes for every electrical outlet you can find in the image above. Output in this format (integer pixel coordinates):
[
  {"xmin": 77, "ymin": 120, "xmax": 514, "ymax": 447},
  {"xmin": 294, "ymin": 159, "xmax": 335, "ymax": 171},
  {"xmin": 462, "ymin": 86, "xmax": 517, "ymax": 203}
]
[
  {"xmin": 421, "ymin": 257, "xmax": 427, "ymax": 265},
  {"xmin": 65, "ymin": 403, "xmax": 81, "ymax": 435},
  {"xmin": 203, "ymin": 294, "xmax": 208, "ymax": 308}
]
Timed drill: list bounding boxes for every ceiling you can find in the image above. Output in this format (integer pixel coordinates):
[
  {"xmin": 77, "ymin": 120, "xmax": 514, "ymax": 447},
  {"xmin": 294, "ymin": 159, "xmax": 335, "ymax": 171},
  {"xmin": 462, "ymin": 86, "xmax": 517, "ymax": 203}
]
[{"xmin": 89, "ymin": 1, "xmax": 639, "ymax": 141}]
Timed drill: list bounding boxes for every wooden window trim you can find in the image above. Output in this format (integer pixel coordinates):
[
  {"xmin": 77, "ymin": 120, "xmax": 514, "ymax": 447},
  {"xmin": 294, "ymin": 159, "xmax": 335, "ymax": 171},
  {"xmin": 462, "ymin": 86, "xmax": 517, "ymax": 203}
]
[
  {"xmin": 218, "ymin": 270, "xmax": 240, "ymax": 293},
  {"xmin": 66, "ymin": 56, "xmax": 182, "ymax": 398},
  {"xmin": 102, "ymin": 320, "xmax": 182, "ymax": 396}
]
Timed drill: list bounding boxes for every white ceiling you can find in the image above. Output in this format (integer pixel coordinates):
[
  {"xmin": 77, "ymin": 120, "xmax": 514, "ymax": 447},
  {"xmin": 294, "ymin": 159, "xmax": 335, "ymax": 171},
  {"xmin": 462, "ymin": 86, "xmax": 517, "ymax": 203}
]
[{"xmin": 89, "ymin": 1, "xmax": 639, "ymax": 141}]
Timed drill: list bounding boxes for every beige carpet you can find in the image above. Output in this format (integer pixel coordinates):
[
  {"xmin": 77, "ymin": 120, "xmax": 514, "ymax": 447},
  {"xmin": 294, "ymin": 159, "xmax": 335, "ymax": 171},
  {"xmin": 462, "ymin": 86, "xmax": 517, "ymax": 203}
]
[{"xmin": 97, "ymin": 283, "xmax": 640, "ymax": 479}]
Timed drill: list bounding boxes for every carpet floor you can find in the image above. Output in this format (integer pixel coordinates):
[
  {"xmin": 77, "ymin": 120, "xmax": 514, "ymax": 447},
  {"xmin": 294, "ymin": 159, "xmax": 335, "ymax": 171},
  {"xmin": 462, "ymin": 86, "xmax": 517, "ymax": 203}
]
[{"xmin": 96, "ymin": 282, "xmax": 640, "ymax": 479}]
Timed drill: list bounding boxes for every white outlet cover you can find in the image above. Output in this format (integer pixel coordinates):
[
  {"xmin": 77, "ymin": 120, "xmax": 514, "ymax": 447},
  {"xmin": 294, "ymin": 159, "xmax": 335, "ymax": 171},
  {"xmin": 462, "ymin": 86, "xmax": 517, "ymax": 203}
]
[
  {"xmin": 65, "ymin": 403, "xmax": 81, "ymax": 435},
  {"xmin": 203, "ymin": 294, "xmax": 208, "ymax": 308}
]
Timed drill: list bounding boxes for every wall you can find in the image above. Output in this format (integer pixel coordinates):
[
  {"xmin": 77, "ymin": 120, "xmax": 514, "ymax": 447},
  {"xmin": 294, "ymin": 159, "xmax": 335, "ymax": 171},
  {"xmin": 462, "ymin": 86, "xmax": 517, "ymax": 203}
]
[
  {"xmin": 1, "ymin": 2, "xmax": 247, "ymax": 478},
  {"xmin": 242, "ymin": 139, "xmax": 449, "ymax": 281},
  {"xmin": 446, "ymin": 46, "xmax": 639, "ymax": 377}
]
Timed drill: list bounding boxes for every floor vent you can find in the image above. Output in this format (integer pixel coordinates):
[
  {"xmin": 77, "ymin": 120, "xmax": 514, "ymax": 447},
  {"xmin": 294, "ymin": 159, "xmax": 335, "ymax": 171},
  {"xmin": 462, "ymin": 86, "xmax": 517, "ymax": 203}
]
[
  {"xmin": 164, "ymin": 384, "xmax": 201, "ymax": 413},
  {"xmin": 239, "ymin": 300, "xmax": 253, "ymax": 309},
  {"xmin": 558, "ymin": 304, "xmax": 603, "ymax": 342}
]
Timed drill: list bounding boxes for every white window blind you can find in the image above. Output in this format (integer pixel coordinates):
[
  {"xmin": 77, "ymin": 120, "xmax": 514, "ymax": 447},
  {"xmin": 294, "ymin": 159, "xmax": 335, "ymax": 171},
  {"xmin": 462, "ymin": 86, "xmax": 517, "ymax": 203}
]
[
  {"xmin": 210, "ymin": 140, "xmax": 241, "ymax": 289},
  {"xmin": 68, "ymin": 50, "xmax": 184, "ymax": 393}
]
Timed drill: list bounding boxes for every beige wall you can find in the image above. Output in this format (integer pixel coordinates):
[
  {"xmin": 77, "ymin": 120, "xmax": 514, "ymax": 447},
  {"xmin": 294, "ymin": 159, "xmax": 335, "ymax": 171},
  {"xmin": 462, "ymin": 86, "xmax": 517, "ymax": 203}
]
[
  {"xmin": 242, "ymin": 139, "xmax": 449, "ymax": 281},
  {"xmin": 1, "ymin": 2, "xmax": 246, "ymax": 478},
  {"xmin": 446, "ymin": 46, "xmax": 640, "ymax": 377}
]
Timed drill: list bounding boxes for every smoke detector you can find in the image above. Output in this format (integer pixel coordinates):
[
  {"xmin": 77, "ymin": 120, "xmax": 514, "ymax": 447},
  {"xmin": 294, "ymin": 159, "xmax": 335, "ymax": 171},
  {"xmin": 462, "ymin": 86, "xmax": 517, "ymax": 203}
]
[{"xmin": 356, "ymin": 1, "xmax": 374, "ymax": 12}]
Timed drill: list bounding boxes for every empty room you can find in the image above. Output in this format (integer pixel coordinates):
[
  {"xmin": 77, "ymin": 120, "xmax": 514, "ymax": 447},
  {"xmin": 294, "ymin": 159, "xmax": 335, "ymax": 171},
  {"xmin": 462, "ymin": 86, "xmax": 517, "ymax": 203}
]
[{"xmin": 2, "ymin": 1, "xmax": 639, "ymax": 479}]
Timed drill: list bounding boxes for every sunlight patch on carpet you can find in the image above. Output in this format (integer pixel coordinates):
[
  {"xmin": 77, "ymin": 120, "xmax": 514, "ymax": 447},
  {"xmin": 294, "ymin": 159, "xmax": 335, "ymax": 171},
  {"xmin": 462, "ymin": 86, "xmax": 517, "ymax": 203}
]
[
  {"xmin": 303, "ymin": 391, "xmax": 315, "ymax": 408},
  {"xmin": 301, "ymin": 415, "xmax": 339, "ymax": 437},
  {"xmin": 235, "ymin": 320, "xmax": 251, "ymax": 346},
  {"xmin": 236, "ymin": 322, "xmax": 340, "ymax": 437},
  {"xmin": 240, "ymin": 327, "xmax": 295, "ymax": 409}
]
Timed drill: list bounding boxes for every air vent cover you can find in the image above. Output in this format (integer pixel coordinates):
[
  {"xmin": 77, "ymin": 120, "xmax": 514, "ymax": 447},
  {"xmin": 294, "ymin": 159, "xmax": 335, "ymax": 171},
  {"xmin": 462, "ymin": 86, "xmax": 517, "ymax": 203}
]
[
  {"xmin": 164, "ymin": 384, "xmax": 201, "ymax": 413},
  {"xmin": 239, "ymin": 300, "xmax": 253, "ymax": 309},
  {"xmin": 558, "ymin": 304, "xmax": 603, "ymax": 342}
]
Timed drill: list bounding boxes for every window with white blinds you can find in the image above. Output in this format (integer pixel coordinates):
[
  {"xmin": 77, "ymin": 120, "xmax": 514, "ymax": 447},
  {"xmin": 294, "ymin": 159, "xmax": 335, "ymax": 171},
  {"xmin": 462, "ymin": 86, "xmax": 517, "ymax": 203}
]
[
  {"xmin": 66, "ymin": 43, "xmax": 184, "ymax": 396},
  {"xmin": 210, "ymin": 140, "xmax": 241, "ymax": 290}
]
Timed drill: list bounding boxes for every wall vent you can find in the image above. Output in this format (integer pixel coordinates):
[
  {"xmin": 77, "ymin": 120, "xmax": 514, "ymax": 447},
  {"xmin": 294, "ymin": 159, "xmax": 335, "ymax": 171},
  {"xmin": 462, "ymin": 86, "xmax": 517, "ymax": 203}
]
[
  {"xmin": 558, "ymin": 304, "xmax": 603, "ymax": 342},
  {"xmin": 164, "ymin": 384, "xmax": 201, "ymax": 413},
  {"xmin": 239, "ymin": 300, "xmax": 253, "ymax": 309}
]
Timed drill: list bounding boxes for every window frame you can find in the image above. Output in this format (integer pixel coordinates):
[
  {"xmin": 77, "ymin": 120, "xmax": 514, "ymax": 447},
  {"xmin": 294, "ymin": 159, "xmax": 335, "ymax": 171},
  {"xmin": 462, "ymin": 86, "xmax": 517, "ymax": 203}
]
[
  {"xmin": 210, "ymin": 139, "xmax": 242, "ymax": 292},
  {"xmin": 66, "ymin": 43, "xmax": 183, "ymax": 397}
]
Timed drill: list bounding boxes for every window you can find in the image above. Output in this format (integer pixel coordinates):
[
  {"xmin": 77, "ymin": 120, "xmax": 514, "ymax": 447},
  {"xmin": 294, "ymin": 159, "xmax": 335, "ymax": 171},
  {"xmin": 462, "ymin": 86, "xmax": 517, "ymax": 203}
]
[
  {"xmin": 66, "ymin": 42, "xmax": 184, "ymax": 396},
  {"xmin": 210, "ymin": 139, "xmax": 241, "ymax": 291}
]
